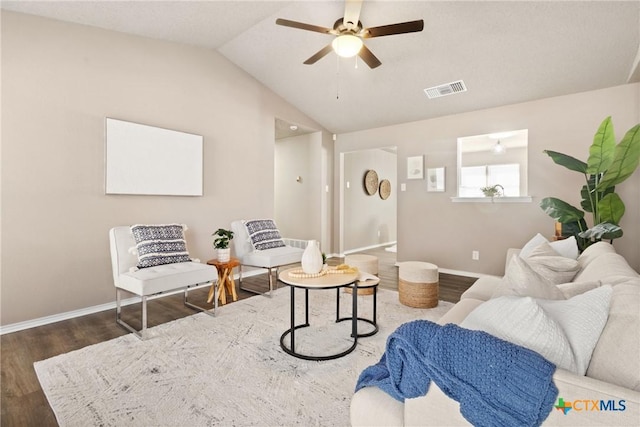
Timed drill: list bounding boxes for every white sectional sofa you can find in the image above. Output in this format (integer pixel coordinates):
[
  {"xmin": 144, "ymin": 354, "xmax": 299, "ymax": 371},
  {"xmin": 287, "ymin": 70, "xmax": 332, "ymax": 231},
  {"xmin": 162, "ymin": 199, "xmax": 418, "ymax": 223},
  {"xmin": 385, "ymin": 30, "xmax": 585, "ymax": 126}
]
[{"xmin": 351, "ymin": 241, "xmax": 640, "ymax": 426}]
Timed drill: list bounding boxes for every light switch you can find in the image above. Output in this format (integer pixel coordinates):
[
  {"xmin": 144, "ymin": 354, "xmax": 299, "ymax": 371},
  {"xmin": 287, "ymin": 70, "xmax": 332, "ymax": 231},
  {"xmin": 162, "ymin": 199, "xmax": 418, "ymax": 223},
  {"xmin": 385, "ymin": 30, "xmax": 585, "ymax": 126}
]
[{"xmin": 401, "ymin": 183, "xmax": 406, "ymax": 191}]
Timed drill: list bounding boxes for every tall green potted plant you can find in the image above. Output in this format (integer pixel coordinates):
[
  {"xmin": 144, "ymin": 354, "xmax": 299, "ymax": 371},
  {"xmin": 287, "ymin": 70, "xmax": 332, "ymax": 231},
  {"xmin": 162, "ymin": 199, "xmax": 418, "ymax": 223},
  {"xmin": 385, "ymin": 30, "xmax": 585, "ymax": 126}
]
[
  {"xmin": 540, "ymin": 116, "xmax": 640, "ymax": 252},
  {"xmin": 212, "ymin": 228, "xmax": 234, "ymax": 262}
]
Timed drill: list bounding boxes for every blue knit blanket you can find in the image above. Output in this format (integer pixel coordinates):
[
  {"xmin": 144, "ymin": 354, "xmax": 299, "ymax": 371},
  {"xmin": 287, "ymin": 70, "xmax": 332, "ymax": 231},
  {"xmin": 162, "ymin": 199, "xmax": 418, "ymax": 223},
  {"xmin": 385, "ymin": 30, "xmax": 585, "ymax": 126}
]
[{"xmin": 355, "ymin": 320, "xmax": 558, "ymax": 427}]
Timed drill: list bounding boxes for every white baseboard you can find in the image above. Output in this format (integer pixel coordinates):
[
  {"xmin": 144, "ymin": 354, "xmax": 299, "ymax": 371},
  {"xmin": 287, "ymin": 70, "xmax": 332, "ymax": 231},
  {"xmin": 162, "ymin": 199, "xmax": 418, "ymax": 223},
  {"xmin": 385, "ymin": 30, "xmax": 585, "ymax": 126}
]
[
  {"xmin": 0, "ymin": 270, "xmax": 266, "ymax": 336},
  {"xmin": 341, "ymin": 241, "xmax": 397, "ymax": 257},
  {"xmin": 392, "ymin": 262, "xmax": 495, "ymax": 279},
  {"xmin": 439, "ymin": 268, "xmax": 496, "ymax": 279}
]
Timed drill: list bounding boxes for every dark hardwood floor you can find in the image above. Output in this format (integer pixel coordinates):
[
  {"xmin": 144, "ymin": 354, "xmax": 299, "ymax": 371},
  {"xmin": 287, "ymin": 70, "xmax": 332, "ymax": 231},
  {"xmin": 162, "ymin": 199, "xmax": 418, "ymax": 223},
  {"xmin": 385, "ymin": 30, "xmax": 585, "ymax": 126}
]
[{"xmin": 0, "ymin": 247, "xmax": 476, "ymax": 426}]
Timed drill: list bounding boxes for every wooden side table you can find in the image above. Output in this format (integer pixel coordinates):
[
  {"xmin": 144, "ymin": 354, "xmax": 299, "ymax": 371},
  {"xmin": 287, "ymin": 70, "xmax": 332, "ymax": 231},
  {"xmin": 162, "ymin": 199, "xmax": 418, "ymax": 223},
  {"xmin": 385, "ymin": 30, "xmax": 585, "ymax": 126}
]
[{"xmin": 206, "ymin": 257, "xmax": 240, "ymax": 305}]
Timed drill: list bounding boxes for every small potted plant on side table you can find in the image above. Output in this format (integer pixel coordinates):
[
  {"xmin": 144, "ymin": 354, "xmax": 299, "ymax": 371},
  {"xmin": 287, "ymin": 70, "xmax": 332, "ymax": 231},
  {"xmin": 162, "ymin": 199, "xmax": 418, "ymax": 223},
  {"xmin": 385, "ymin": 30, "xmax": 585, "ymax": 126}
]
[{"xmin": 212, "ymin": 228, "xmax": 234, "ymax": 262}]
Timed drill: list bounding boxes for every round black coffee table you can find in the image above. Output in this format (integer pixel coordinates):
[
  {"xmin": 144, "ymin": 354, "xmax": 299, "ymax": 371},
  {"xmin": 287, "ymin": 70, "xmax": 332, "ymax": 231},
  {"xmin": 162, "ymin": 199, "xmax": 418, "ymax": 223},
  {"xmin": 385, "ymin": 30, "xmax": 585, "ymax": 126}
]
[{"xmin": 278, "ymin": 268, "xmax": 359, "ymax": 361}]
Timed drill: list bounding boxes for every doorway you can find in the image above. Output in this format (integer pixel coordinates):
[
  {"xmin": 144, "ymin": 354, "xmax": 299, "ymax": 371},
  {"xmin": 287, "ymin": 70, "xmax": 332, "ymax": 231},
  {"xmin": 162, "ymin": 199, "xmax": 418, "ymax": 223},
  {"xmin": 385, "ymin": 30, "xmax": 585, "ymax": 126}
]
[
  {"xmin": 274, "ymin": 118, "xmax": 327, "ymax": 248},
  {"xmin": 339, "ymin": 147, "xmax": 397, "ymax": 256}
]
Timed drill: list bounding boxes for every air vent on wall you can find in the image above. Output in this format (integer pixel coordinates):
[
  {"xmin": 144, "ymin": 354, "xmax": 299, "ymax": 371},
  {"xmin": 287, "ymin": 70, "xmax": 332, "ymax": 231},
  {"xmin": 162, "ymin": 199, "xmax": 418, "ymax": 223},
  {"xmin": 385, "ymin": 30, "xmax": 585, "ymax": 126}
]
[{"xmin": 424, "ymin": 80, "xmax": 467, "ymax": 99}]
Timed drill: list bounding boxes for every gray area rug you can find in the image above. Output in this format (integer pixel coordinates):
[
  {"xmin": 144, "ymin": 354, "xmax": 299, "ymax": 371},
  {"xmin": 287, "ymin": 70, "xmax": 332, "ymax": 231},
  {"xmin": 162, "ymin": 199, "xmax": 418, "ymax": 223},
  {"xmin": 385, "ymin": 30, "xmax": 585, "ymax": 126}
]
[{"xmin": 35, "ymin": 287, "xmax": 453, "ymax": 426}]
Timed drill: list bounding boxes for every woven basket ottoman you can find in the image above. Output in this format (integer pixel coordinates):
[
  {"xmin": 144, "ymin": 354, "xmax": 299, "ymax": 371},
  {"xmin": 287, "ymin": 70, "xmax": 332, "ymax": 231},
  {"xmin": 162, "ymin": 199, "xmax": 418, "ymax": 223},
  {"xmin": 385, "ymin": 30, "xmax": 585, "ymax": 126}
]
[
  {"xmin": 344, "ymin": 254, "xmax": 378, "ymax": 295},
  {"xmin": 398, "ymin": 261, "xmax": 439, "ymax": 308}
]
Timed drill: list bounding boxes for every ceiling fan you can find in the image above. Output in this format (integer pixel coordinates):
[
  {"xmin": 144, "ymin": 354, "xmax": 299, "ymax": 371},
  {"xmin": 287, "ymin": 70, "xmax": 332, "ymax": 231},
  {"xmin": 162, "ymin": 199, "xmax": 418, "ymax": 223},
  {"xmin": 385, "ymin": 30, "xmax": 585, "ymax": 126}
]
[{"xmin": 276, "ymin": 0, "xmax": 424, "ymax": 69}]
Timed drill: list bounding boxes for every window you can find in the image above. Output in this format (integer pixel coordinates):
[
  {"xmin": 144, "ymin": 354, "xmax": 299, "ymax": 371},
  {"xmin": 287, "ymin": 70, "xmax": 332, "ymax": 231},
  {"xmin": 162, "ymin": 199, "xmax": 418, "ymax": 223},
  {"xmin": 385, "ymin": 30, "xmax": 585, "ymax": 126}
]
[
  {"xmin": 460, "ymin": 164, "xmax": 520, "ymax": 197},
  {"xmin": 488, "ymin": 164, "xmax": 520, "ymax": 197},
  {"xmin": 456, "ymin": 129, "xmax": 528, "ymax": 199}
]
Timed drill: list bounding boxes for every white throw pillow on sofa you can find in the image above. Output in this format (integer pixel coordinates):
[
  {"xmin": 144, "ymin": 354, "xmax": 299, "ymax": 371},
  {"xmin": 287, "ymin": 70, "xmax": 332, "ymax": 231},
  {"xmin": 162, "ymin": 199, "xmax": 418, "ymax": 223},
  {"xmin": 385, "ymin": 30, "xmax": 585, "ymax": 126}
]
[
  {"xmin": 493, "ymin": 256, "xmax": 566, "ymax": 300},
  {"xmin": 493, "ymin": 241, "xmax": 581, "ymax": 299},
  {"xmin": 550, "ymin": 235, "xmax": 579, "ymax": 260},
  {"xmin": 557, "ymin": 281, "xmax": 602, "ymax": 299},
  {"xmin": 520, "ymin": 233, "xmax": 579, "ymax": 260},
  {"xmin": 461, "ymin": 285, "xmax": 613, "ymax": 375},
  {"xmin": 519, "ymin": 233, "xmax": 548, "ymax": 258},
  {"xmin": 526, "ymin": 242, "xmax": 580, "ymax": 284}
]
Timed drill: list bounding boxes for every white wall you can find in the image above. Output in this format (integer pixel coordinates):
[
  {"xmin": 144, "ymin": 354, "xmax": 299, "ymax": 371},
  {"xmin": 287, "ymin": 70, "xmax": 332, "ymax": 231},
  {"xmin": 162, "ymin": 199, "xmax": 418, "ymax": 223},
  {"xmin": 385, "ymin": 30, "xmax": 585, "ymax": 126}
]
[
  {"xmin": 342, "ymin": 148, "xmax": 397, "ymax": 252},
  {"xmin": 335, "ymin": 83, "xmax": 640, "ymax": 275},
  {"xmin": 0, "ymin": 11, "xmax": 332, "ymax": 325}
]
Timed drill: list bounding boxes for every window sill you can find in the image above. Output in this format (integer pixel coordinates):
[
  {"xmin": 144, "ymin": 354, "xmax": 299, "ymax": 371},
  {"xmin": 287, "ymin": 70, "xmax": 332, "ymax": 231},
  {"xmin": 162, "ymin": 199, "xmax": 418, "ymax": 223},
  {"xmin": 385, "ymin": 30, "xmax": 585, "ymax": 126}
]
[{"xmin": 450, "ymin": 196, "xmax": 533, "ymax": 203}]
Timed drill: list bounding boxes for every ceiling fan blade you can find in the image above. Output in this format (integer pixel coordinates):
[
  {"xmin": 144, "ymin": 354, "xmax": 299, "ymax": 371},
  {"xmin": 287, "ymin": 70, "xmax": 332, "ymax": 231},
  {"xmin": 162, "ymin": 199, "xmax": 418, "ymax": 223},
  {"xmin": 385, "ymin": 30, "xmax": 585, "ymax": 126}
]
[
  {"xmin": 303, "ymin": 45, "xmax": 334, "ymax": 65},
  {"xmin": 343, "ymin": 0, "xmax": 363, "ymax": 30},
  {"xmin": 358, "ymin": 45, "xmax": 382, "ymax": 69},
  {"xmin": 364, "ymin": 19, "xmax": 424, "ymax": 38},
  {"xmin": 276, "ymin": 18, "xmax": 334, "ymax": 35}
]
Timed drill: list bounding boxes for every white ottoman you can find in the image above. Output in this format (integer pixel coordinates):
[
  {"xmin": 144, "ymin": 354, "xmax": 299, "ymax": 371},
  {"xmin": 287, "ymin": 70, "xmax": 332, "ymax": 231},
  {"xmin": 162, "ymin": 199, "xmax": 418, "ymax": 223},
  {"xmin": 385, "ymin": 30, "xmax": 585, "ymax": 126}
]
[
  {"xmin": 344, "ymin": 254, "xmax": 378, "ymax": 295},
  {"xmin": 398, "ymin": 261, "xmax": 439, "ymax": 308}
]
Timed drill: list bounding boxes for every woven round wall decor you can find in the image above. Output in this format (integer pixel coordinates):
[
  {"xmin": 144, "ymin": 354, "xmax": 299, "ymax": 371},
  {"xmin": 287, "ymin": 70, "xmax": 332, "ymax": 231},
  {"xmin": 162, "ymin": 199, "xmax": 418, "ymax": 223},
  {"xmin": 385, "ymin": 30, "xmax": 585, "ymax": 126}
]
[
  {"xmin": 364, "ymin": 170, "xmax": 379, "ymax": 195},
  {"xmin": 379, "ymin": 179, "xmax": 391, "ymax": 200}
]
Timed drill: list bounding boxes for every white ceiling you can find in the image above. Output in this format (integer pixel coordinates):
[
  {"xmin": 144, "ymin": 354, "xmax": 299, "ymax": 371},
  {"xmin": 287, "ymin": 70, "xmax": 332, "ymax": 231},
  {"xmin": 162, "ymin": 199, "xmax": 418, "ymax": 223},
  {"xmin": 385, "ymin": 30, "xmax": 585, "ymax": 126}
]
[{"xmin": 3, "ymin": 1, "xmax": 639, "ymax": 134}]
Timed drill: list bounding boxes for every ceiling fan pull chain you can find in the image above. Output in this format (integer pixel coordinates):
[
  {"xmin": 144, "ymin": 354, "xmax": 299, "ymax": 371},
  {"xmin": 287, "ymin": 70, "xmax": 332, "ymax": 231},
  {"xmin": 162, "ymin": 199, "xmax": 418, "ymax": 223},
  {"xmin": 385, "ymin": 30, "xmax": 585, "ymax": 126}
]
[{"xmin": 336, "ymin": 55, "xmax": 341, "ymax": 100}]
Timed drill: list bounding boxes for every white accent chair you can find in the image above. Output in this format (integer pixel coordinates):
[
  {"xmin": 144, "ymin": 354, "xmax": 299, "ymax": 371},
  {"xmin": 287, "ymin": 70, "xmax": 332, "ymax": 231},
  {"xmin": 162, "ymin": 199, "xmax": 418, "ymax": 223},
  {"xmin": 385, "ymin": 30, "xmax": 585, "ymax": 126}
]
[
  {"xmin": 109, "ymin": 226, "xmax": 218, "ymax": 339},
  {"xmin": 230, "ymin": 220, "xmax": 304, "ymax": 295}
]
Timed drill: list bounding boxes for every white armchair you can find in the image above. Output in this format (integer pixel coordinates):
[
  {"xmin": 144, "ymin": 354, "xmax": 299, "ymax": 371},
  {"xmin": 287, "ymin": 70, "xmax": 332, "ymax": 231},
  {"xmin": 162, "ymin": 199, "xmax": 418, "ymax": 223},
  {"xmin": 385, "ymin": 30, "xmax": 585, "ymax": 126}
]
[
  {"xmin": 230, "ymin": 220, "xmax": 304, "ymax": 295},
  {"xmin": 109, "ymin": 225, "xmax": 218, "ymax": 339}
]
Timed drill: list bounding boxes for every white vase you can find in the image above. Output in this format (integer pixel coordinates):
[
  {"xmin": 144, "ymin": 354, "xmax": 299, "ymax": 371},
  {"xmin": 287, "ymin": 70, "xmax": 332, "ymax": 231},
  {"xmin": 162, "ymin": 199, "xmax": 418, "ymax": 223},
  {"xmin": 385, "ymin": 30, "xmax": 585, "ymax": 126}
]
[
  {"xmin": 301, "ymin": 240, "xmax": 323, "ymax": 274},
  {"xmin": 217, "ymin": 248, "xmax": 230, "ymax": 263}
]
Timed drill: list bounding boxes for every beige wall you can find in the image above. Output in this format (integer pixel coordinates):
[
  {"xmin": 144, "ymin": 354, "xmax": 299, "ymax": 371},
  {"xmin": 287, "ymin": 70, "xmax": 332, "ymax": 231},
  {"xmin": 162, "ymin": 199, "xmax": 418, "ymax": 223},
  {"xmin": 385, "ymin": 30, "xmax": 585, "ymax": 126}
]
[
  {"xmin": 275, "ymin": 132, "xmax": 326, "ymax": 245},
  {"xmin": 0, "ymin": 11, "xmax": 332, "ymax": 326},
  {"xmin": 2, "ymin": 11, "xmax": 638, "ymax": 327},
  {"xmin": 343, "ymin": 148, "xmax": 397, "ymax": 252},
  {"xmin": 335, "ymin": 83, "xmax": 640, "ymax": 275}
]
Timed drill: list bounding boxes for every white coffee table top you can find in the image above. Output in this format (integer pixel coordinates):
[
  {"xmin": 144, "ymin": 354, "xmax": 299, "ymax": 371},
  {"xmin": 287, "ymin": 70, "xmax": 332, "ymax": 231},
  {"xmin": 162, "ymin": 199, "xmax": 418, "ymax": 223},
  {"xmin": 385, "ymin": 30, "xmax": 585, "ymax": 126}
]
[{"xmin": 279, "ymin": 267, "xmax": 359, "ymax": 289}]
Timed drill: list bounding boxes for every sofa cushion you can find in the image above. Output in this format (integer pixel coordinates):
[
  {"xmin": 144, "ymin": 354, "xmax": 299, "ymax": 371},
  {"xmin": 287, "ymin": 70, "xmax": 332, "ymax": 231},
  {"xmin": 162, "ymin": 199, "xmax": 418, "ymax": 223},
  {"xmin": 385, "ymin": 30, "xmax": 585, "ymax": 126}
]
[
  {"xmin": 574, "ymin": 252, "xmax": 640, "ymax": 283},
  {"xmin": 436, "ymin": 298, "xmax": 484, "ymax": 326},
  {"xmin": 461, "ymin": 286, "xmax": 612, "ymax": 375},
  {"xmin": 130, "ymin": 224, "xmax": 191, "ymax": 269},
  {"xmin": 460, "ymin": 276, "xmax": 501, "ymax": 301},
  {"xmin": 350, "ymin": 386, "xmax": 404, "ymax": 427},
  {"xmin": 243, "ymin": 219, "xmax": 286, "ymax": 250},
  {"xmin": 576, "ymin": 241, "xmax": 617, "ymax": 270},
  {"xmin": 586, "ymin": 280, "xmax": 640, "ymax": 391}
]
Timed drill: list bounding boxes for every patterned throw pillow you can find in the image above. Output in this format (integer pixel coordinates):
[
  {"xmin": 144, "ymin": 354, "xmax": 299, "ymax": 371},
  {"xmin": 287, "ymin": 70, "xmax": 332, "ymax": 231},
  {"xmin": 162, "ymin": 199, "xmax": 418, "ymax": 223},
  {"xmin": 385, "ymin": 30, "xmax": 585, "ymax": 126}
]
[
  {"xmin": 243, "ymin": 219, "xmax": 286, "ymax": 251},
  {"xmin": 130, "ymin": 224, "xmax": 191, "ymax": 268}
]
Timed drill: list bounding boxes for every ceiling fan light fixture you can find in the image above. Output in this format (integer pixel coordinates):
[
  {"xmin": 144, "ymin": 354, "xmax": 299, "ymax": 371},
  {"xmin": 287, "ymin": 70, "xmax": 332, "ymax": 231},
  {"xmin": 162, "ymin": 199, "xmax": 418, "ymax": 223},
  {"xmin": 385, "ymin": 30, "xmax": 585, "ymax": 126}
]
[
  {"xmin": 331, "ymin": 34, "xmax": 363, "ymax": 58},
  {"xmin": 492, "ymin": 140, "xmax": 507, "ymax": 154}
]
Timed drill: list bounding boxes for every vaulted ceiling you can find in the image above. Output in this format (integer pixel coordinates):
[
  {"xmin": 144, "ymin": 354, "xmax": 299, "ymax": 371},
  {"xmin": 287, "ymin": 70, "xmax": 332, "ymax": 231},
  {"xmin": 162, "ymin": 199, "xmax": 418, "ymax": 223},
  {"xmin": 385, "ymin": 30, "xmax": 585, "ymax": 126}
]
[{"xmin": 3, "ymin": 1, "xmax": 639, "ymax": 134}]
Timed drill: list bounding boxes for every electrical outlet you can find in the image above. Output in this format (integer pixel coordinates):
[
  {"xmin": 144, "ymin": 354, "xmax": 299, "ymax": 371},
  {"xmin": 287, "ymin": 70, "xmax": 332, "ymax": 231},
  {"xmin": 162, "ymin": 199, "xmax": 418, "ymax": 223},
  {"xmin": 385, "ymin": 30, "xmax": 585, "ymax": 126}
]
[
  {"xmin": 472, "ymin": 250, "xmax": 480, "ymax": 261},
  {"xmin": 377, "ymin": 230, "xmax": 381, "ymax": 237}
]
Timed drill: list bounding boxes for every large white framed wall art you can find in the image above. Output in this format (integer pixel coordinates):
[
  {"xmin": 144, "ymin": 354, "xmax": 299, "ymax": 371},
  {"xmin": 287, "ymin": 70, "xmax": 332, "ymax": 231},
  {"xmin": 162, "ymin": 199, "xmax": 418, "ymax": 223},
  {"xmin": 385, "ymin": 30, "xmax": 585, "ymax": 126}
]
[{"xmin": 105, "ymin": 118, "xmax": 203, "ymax": 196}]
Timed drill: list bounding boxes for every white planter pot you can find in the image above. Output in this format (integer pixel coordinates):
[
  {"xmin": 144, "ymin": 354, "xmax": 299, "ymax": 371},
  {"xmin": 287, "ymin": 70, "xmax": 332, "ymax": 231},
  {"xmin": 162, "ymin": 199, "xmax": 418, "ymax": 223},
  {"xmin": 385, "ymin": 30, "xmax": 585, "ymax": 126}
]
[
  {"xmin": 301, "ymin": 240, "xmax": 323, "ymax": 274},
  {"xmin": 217, "ymin": 248, "xmax": 231, "ymax": 263}
]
